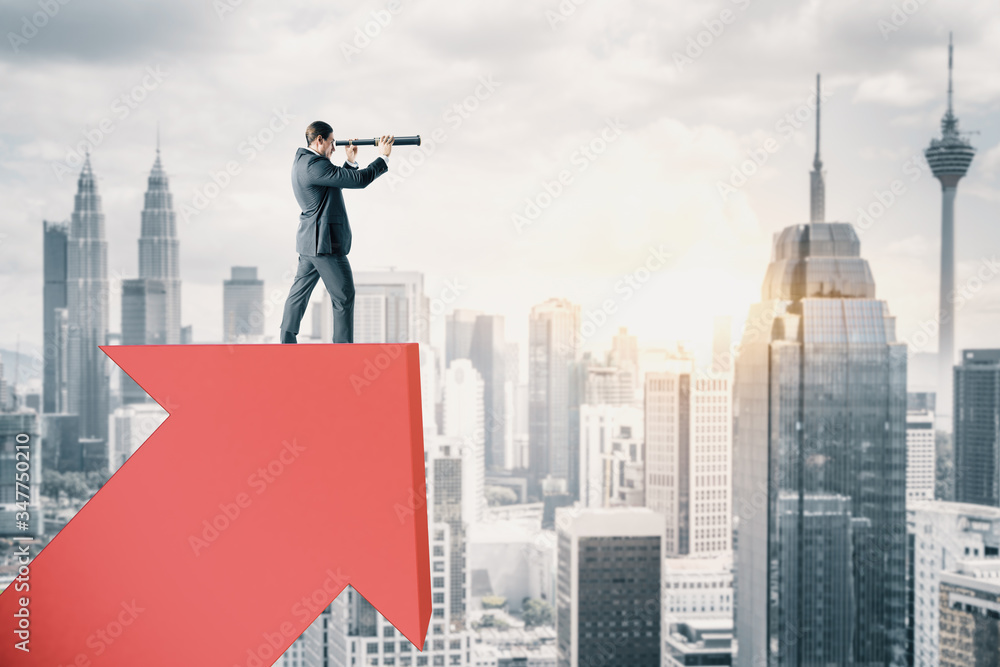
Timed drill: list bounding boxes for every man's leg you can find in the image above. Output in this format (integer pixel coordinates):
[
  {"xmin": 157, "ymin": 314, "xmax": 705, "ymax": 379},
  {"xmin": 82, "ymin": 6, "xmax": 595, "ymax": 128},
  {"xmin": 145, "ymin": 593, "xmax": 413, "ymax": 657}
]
[
  {"xmin": 312, "ymin": 253, "xmax": 355, "ymax": 343},
  {"xmin": 279, "ymin": 255, "xmax": 321, "ymax": 343}
]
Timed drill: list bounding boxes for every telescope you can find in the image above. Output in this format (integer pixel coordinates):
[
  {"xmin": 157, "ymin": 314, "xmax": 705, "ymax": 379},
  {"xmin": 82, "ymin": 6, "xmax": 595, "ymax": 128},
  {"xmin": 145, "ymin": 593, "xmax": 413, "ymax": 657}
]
[{"xmin": 335, "ymin": 135, "xmax": 421, "ymax": 147}]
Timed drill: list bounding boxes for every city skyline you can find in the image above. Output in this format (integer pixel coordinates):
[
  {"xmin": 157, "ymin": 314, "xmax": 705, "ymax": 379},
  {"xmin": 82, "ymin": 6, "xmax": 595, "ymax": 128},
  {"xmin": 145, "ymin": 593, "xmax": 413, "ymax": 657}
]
[
  {"xmin": 2, "ymin": 3, "xmax": 1000, "ymax": 368},
  {"xmin": 5, "ymin": 4, "xmax": 1000, "ymax": 666}
]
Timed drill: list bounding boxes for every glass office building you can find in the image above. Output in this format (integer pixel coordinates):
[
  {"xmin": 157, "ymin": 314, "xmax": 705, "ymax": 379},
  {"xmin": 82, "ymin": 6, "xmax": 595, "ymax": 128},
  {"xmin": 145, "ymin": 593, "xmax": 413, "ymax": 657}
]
[
  {"xmin": 734, "ymin": 222, "xmax": 907, "ymax": 666},
  {"xmin": 954, "ymin": 349, "xmax": 1000, "ymax": 508}
]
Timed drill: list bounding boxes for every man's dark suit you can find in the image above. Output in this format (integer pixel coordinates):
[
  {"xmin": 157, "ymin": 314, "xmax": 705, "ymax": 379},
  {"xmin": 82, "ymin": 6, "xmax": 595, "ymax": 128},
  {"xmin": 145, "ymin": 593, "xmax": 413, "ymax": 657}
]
[{"xmin": 279, "ymin": 147, "xmax": 388, "ymax": 343}]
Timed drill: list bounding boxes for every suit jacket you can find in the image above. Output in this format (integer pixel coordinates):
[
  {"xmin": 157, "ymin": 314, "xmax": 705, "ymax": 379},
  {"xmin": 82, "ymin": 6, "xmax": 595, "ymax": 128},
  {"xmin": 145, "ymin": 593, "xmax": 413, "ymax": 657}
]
[{"xmin": 291, "ymin": 147, "xmax": 388, "ymax": 256}]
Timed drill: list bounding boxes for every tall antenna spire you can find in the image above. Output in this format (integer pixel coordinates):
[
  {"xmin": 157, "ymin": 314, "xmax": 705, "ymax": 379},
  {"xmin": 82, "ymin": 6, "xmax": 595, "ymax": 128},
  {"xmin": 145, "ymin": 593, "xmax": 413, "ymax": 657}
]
[
  {"xmin": 941, "ymin": 32, "xmax": 959, "ymax": 137},
  {"xmin": 810, "ymin": 73, "xmax": 825, "ymax": 223},
  {"xmin": 814, "ymin": 73, "xmax": 822, "ymax": 170},
  {"xmin": 947, "ymin": 32, "xmax": 954, "ymax": 118},
  {"xmin": 156, "ymin": 121, "xmax": 161, "ymax": 155}
]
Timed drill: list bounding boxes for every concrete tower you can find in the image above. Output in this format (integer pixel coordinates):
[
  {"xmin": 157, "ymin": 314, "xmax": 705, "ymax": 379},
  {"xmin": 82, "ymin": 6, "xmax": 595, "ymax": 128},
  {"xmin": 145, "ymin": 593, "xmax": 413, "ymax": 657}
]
[{"xmin": 924, "ymin": 34, "xmax": 976, "ymax": 431}]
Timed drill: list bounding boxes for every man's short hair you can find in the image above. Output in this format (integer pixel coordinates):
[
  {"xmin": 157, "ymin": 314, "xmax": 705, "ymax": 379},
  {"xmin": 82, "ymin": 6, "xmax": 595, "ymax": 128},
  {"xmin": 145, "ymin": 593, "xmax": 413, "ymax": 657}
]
[{"xmin": 305, "ymin": 121, "xmax": 333, "ymax": 146}]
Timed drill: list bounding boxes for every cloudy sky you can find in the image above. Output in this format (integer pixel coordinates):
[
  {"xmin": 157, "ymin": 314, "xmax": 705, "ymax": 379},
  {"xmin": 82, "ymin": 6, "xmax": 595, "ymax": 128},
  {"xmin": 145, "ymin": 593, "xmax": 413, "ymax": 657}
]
[{"xmin": 2, "ymin": 0, "xmax": 999, "ymax": 371}]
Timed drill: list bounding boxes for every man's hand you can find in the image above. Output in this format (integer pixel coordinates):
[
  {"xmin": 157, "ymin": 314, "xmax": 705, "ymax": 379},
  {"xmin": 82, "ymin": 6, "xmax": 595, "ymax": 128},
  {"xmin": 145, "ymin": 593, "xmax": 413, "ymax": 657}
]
[
  {"xmin": 378, "ymin": 134, "xmax": 394, "ymax": 158},
  {"xmin": 345, "ymin": 140, "xmax": 359, "ymax": 164}
]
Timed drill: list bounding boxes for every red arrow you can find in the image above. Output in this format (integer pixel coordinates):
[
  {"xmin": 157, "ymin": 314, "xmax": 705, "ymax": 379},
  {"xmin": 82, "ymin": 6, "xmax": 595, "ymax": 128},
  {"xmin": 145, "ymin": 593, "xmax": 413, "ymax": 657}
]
[{"xmin": 0, "ymin": 343, "xmax": 431, "ymax": 666}]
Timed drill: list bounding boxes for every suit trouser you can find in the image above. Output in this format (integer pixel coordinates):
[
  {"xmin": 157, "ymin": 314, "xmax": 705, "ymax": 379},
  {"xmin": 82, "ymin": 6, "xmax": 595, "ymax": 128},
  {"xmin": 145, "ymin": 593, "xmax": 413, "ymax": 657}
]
[{"xmin": 279, "ymin": 253, "xmax": 354, "ymax": 343}]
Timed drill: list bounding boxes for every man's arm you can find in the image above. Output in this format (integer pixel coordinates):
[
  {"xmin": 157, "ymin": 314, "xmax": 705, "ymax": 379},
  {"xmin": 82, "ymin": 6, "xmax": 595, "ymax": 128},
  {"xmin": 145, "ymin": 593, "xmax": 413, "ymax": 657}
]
[
  {"xmin": 344, "ymin": 154, "xmax": 388, "ymax": 170},
  {"xmin": 338, "ymin": 135, "xmax": 392, "ymax": 175},
  {"xmin": 306, "ymin": 156, "xmax": 387, "ymax": 189}
]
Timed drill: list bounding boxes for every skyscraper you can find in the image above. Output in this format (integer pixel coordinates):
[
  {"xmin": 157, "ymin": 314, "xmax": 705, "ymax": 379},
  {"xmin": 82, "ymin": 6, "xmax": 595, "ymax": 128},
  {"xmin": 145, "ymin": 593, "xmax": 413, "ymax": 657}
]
[
  {"xmin": 906, "ymin": 500, "xmax": 1000, "ymax": 666},
  {"xmin": 644, "ymin": 366, "xmax": 732, "ymax": 557},
  {"xmin": 66, "ymin": 153, "xmax": 110, "ymax": 442},
  {"xmin": 427, "ymin": 435, "xmax": 477, "ymax": 633},
  {"xmin": 906, "ymin": 394, "xmax": 936, "ymax": 503},
  {"xmin": 555, "ymin": 507, "xmax": 664, "ymax": 667},
  {"xmin": 223, "ymin": 266, "xmax": 265, "ymax": 343},
  {"xmin": 925, "ymin": 34, "xmax": 976, "ymax": 432},
  {"xmin": 733, "ymin": 222, "xmax": 908, "ymax": 666},
  {"xmin": 953, "ymin": 349, "xmax": 1000, "ymax": 507},
  {"xmin": 470, "ymin": 314, "xmax": 506, "ymax": 470},
  {"xmin": 121, "ymin": 143, "xmax": 181, "ymax": 403},
  {"xmin": 43, "ymin": 220, "xmax": 69, "ymax": 414},
  {"xmin": 584, "ymin": 364, "xmax": 636, "ymax": 406},
  {"xmin": 137, "ymin": 141, "xmax": 181, "ymax": 336},
  {"xmin": 734, "ymin": 84, "xmax": 909, "ymax": 664},
  {"xmin": 528, "ymin": 298, "xmax": 581, "ymax": 499},
  {"xmin": 578, "ymin": 404, "xmax": 644, "ymax": 508},
  {"xmin": 446, "ymin": 308, "xmax": 481, "ymax": 367},
  {"xmin": 443, "ymin": 359, "xmax": 485, "ymax": 524},
  {"xmin": 507, "ymin": 341, "xmax": 530, "ymax": 471},
  {"xmin": 338, "ymin": 269, "xmax": 437, "ymax": 437},
  {"xmin": 338, "ymin": 269, "xmax": 428, "ymax": 344},
  {"xmin": 938, "ymin": 560, "xmax": 1000, "ymax": 665}
]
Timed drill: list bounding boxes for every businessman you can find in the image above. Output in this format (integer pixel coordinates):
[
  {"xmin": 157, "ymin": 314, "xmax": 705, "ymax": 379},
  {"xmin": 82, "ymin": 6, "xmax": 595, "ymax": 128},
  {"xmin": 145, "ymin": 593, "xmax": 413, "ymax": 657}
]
[{"xmin": 279, "ymin": 121, "xmax": 393, "ymax": 343}]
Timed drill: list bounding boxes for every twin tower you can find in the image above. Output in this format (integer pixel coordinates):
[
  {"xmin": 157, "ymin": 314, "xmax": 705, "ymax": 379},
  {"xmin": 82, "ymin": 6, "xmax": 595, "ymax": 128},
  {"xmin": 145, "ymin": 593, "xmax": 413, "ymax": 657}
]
[
  {"xmin": 120, "ymin": 141, "xmax": 182, "ymax": 403},
  {"xmin": 46, "ymin": 138, "xmax": 182, "ymax": 444}
]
